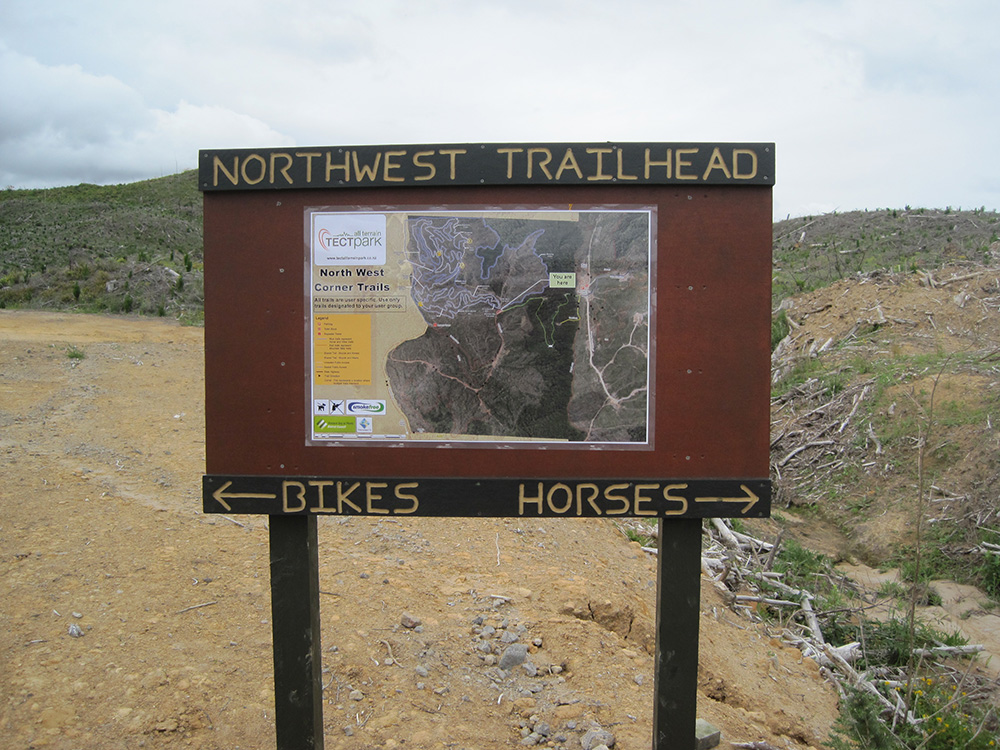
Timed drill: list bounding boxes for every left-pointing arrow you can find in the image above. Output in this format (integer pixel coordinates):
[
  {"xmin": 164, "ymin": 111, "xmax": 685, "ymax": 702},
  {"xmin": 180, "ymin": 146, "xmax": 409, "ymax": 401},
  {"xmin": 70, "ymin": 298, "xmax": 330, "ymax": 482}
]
[
  {"xmin": 694, "ymin": 484, "xmax": 760, "ymax": 514},
  {"xmin": 212, "ymin": 480, "xmax": 277, "ymax": 511}
]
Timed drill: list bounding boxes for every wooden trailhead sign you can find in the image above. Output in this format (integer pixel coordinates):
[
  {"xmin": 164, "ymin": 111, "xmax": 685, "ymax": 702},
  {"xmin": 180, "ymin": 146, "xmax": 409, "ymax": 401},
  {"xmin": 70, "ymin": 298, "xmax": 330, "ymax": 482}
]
[{"xmin": 199, "ymin": 141, "xmax": 774, "ymax": 750}]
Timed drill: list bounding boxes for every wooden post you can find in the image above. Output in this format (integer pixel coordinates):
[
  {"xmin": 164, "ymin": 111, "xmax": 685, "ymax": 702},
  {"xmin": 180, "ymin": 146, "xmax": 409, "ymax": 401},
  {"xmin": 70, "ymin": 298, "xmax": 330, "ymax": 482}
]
[
  {"xmin": 653, "ymin": 518, "xmax": 702, "ymax": 749},
  {"xmin": 269, "ymin": 515, "xmax": 325, "ymax": 749}
]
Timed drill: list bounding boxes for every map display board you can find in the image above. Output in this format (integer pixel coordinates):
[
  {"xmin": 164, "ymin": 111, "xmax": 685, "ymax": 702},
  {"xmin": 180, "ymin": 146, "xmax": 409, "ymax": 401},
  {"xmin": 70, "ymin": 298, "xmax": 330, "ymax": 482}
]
[
  {"xmin": 199, "ymin": 141, "xmax": 774, "ymax": 519},
  {"xmin": 199, "ymin": 143, "xmax": 775, "ymax": 750},
  {"xmin": 306, "ymin": 207, "xmax": 654, "ymax": 447}
]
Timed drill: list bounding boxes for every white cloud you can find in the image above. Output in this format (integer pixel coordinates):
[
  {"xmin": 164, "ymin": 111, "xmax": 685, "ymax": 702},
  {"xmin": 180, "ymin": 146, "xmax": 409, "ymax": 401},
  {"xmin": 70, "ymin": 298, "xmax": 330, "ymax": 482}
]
[
  {"xmin": 0, "ymin": 0, "xmax": 997, "ymax": 216},
  {"xmin": 0, "ymin": 44, "xmax": 288, "ymax": 187}
]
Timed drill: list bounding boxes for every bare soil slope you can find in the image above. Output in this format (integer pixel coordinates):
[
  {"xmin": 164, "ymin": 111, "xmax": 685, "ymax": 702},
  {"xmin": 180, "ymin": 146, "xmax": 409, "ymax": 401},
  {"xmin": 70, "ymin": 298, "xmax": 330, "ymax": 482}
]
[
  {"xmin": 0, "ymin": 311, "xmax": 838, "ymax": 749},
  {"xmin": 770, "ymin": 262, "xmax": 1000, "ymax": 684}
]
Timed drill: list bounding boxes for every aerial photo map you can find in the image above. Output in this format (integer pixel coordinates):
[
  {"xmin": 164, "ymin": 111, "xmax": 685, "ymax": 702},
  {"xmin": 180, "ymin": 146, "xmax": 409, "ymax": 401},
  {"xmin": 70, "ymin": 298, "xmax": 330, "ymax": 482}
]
[{"xmin": 307, "ymin": 207, "xmax": 653, "ymax": 447}]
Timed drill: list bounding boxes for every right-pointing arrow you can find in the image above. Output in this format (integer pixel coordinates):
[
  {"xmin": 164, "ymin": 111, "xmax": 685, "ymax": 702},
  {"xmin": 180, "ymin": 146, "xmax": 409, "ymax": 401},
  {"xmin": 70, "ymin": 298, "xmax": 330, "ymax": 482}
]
[{"xmin": 694, "ymin": 484, "xmax": 760, "ymax": 514}]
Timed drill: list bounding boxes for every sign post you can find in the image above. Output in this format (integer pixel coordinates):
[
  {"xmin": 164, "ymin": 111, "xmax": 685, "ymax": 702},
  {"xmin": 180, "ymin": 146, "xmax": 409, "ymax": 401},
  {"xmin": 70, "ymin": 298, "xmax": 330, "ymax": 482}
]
[
  {"xmin": 269, "ymin": 515, "xmax": 324, "ymax": 749},
  {"xmin": 654, "ymin": 519, "xmax": 703, "ymax": 746},
  {"xmin": 199, "ymin": 141, "xmax": 774, "ymax": 749}
]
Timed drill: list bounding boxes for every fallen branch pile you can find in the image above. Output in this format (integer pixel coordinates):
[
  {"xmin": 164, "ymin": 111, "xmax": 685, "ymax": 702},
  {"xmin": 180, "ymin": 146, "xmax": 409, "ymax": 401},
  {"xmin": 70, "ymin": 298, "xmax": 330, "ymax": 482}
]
[
  {"xmin": 698, "ymin": 520, "xmax": 998, "ymax": 737},
  {"xmin": 770, "ymin": 375, "xmax": 878, "ymax": 508}
]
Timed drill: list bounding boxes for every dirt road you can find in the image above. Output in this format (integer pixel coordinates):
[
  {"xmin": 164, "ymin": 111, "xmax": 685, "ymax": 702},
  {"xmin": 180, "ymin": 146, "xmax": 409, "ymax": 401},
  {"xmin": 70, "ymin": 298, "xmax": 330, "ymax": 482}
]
[{"xmin": 0, "ymin": 310, "xmax": 838, "ymax": 749}]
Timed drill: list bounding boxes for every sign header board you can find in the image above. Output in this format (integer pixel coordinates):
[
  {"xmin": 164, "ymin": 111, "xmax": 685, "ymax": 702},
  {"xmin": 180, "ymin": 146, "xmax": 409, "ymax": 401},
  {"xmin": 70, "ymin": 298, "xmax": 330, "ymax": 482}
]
[{"xmin": 199, "ymin": 142, "xmax": 774, "ymax": 191}]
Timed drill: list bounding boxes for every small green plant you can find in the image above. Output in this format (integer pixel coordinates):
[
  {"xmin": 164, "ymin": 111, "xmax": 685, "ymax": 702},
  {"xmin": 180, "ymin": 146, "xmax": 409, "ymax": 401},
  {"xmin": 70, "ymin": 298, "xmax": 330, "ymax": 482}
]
[
  {"xmin": 828, "ymin": 689, "xmax": 903, "ymax": 749},
  {"xmin": 66, "ymin": 345, "xmax": 85, "ymax": 360},
  {"xmin": 877, "ymin": 579, "xmax": 908, "ymax": 602},
  {"xmin": 979, "ymin": 554, "xmax": 1000, "ymax": 600},
  {"xmin": 772, "ymin": 357, "xmax": 825, "ymax": 397},
  {"xmin": 618, "ymin": 520, "xmax": 657, "ymax": 548},
  {"xmin": 831, "ymin": 680, "xmax": 999, "ymax": 749},
  {"xmin": 773, "ymin": 537, "xmax": 833, "ymax": 585},
  {"xmin": 771, "ymin": 309, "xmax": 790, "ymax": 350}
]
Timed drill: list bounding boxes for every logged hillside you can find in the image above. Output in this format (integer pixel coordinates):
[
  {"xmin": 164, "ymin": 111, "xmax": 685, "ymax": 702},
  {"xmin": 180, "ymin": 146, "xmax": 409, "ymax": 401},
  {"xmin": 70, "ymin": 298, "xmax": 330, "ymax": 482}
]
[
  {"xmin": 2, "ymin": 178, "xmax": 1000, "ymax": 746},
  {"xmin": 767, "ymin": 208, "xmax": 1000, "ymax": 591},
  {"xmin": 0, "ymin": 172, "xmax": 203, "ymax": 320},
  {"xmin": 772, "ymin": 206, "xmax": 1000, "ymax": 304}
]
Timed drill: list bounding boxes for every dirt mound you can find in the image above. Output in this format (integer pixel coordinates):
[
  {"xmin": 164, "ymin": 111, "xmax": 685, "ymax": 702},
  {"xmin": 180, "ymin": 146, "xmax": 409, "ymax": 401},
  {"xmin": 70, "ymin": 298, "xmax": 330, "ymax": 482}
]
[{"xmin": 0, "ymin": 310, "xmax": 838, "ymax": 749}]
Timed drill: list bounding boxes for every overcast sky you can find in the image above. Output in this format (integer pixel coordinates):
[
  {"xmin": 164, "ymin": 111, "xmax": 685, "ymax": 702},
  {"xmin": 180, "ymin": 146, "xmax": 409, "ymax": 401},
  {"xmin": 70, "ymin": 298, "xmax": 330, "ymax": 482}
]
[{"xmin": 1, "ymin": 0, "xmax": 997, "ymax": 219}]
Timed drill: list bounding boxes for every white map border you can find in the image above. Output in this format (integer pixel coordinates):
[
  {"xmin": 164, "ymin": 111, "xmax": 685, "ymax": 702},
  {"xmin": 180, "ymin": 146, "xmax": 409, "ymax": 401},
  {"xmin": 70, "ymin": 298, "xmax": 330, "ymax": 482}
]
[{"xmin": 304, "ymin": 205, "xmax": 656, "ymax": 450}]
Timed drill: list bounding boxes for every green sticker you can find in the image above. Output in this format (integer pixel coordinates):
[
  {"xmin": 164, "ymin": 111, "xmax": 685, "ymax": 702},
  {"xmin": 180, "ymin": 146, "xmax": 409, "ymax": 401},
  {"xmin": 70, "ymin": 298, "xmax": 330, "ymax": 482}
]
[{"xmin": 314, "ymin": 416, "xmax": 356, "ymax": 434}]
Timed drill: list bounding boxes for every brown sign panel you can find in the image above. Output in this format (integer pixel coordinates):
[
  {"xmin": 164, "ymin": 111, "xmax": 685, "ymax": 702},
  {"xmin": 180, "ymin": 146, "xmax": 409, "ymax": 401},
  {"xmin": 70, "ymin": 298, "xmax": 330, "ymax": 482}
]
[{"xmin": 201, "ymin": 142, "xmax": 773, "ymax": 517}]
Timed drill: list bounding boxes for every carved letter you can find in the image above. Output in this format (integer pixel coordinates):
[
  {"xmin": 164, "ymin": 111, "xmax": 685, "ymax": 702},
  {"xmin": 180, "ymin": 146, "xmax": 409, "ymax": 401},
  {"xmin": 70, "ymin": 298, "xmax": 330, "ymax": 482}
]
[
  {"xmin": 701, "ymin": 147, "xmax": 732, "ymax": 180},
  {"xmin": 634, "ymin": 484, "xmax": 658, "ymax": 516},
  {"xmin": 586, "ymin": 148, "xmax": 614, "ymax": 181},
  {"xmin": 546, "ymin": 483, "xmax": 573, "ymax": 514},
  {"xmin": 616, "ymin": 149, "xmax": 638, "ymax": 180},
  {"xmin": 662, "ymin": 484, "xmax": 689, "ymax": 516},
  {"xmin": 282, "ymin": 481, "xmax": 307, "ymax": 512},
  {"xmin": 519, "ymin": 482, "xmax": 544, "ymax": 515},
  {"xmin": 295, "ymin": 151, "xmax": 322, "ymax": 182},
  {"xmin": 604, "ymin": 483, "xmax": 630, "ymax": 515},
  {"xmin": 393, "ymin": 482, "xmax": 419, "ymax": 514},
  {"xmin": 555, "ymin": 149, "xmax": 583, "ymax": 180},
  {"xmin": 644, "ymin": 149, "xmax": 672, "ymax": 179},
  {"xmin": 527, "ymin": 148, "xmax": 553, "ymax": 180},
  {"xmin": 352, "ymin": 151, "xmax": 382, "ymax": 182},
  {"xmin": 732, "ymin": 149, "xmax": 758, "ymax": 179},
  {"xmin": 309, "ymin": 480, "xmax": 334, "ymax": 512},
  {"xmin": 213, "ymin": 156, "xmax": 239, "ymax": 187},
  {"xmin": 366, "ymin": 482, "xmax": 390, "ymax": 514},
  {"xmin": 240, "ymin": 154, "xmax": 266, "ymax": 185},
  {"xmin": 438, "ymin": 148, "xmax": 467, "ymax": 180},
  {"xmin": 413, "ymin": 151, "xmax": 436, "ymax": 181},
  {"xmin": 337, "ymin": 481, "xmax": 363, "ymax": 513},
  {"xmin": 675, "ymin": 148, "xmax": 699, "ymax": 180},
  {"xmin": 576, "ymin": 483, "xmax": 602, "ymax": 516},
  {"xmin": 269, "ymin": 152, "xmax": 294, "ymax": 185},
  {"xmin": 497, "ymin": 148, "xmax": 523, "ymax": 179},
  {"xmin": 326, "ymin": 151, "xmax": 350, "ymax": 182}
]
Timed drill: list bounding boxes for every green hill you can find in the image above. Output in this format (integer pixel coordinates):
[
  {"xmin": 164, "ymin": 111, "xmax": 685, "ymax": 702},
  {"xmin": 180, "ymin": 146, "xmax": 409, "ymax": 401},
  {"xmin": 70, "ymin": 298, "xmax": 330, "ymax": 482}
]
[{"xmin": 0, "ymin": 171, "xmax": 203, "ymax": 321}]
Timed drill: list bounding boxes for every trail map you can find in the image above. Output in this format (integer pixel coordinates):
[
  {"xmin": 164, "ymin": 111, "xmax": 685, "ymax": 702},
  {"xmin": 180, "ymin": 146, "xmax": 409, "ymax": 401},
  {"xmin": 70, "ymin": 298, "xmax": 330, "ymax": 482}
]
[{"xmin": 307, "ymin": 208, "xmax": 653, "ymax": 447}]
